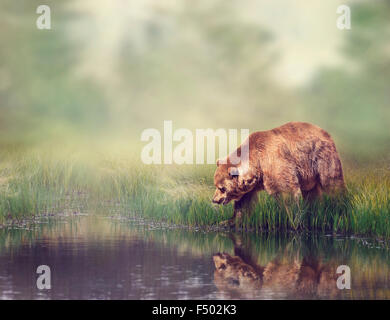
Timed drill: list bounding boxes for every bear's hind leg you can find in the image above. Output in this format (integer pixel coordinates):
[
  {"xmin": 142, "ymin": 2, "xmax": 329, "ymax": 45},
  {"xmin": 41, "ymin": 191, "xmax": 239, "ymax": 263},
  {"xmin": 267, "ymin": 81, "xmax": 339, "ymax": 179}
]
[
  {"xmin": 302, "ymin": 184, "xmax": 322, "ymax": 202},
  {"xmin": 317, "ymin": 154, "xmax": 346, "ymax": 196}
]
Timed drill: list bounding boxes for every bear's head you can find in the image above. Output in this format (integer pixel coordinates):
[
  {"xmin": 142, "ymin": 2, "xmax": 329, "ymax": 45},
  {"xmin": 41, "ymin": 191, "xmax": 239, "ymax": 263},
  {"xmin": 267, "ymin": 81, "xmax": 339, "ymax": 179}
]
[
  {"xmin": 213, "ymin": 253, "xmax": 262, "ymax": 292},
  {"xmin": 212, "ymin": 158, "xmax": 258, "ymax": 205}
]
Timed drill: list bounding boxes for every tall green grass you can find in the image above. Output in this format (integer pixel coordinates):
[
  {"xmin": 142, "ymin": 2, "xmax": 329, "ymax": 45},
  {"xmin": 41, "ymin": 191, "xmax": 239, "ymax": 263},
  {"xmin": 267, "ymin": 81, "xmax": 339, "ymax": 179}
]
[{"xmin": 0, "ymin": 148, "xmax": 389, "ymax": 239}]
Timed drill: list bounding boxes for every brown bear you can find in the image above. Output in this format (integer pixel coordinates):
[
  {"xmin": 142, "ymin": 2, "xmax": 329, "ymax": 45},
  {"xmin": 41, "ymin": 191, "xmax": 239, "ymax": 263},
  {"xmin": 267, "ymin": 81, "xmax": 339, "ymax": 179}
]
[{"xmin": 212, "ymin": 122, "xmax": 345, "ymax": 225}]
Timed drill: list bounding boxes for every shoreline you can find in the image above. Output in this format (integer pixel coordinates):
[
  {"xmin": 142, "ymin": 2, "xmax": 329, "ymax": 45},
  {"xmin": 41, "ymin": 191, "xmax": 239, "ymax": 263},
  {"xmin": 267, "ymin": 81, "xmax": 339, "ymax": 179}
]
[{"xmin": 2, "ymin": 212, "xmax": 388, "ymax": 250}]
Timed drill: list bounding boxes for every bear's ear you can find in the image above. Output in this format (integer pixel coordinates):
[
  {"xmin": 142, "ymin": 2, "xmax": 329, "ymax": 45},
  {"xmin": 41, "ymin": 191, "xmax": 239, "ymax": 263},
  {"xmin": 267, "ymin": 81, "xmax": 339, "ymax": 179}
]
[
  {"xmin": 216, "ymin": 159, "xmax": 223, "ymax": 166},
  {"xmin": 217, "ymin": 158, "xmax": 228, "ymax": 166}
]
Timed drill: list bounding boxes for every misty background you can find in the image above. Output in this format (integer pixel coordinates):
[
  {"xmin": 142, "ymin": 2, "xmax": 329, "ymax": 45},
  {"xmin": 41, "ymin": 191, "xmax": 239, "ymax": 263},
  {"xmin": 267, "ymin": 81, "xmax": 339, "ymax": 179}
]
[{"xmin": 0, "ymin": 0, "xmax": 389, "ymax": 162}]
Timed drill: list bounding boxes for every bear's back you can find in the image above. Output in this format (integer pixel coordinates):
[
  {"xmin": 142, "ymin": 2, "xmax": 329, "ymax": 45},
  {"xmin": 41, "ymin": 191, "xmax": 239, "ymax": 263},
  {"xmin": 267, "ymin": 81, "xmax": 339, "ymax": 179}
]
[{"xmin": 248, "ymin": 122, "xmax": 335, "ymax": 153}]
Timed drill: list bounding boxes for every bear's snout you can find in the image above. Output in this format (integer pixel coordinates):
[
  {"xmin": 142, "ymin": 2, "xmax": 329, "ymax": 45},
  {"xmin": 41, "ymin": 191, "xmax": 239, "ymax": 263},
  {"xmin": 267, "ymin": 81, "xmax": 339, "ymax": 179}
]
[
  {"xmin": 212, "ymin": 190, "xmax": 226, "ymax": 204},
  {"xmin": 212, "ymin": 196, "xmax": 223, "ymax": 204}
]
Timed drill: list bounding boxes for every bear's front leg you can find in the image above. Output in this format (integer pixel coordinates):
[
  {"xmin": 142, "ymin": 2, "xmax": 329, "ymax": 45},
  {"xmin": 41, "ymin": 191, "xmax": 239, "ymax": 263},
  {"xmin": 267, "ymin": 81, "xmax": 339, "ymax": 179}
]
[{"xmin": 220, "ymin": 189, "xmax": 259, "ymax": 228}]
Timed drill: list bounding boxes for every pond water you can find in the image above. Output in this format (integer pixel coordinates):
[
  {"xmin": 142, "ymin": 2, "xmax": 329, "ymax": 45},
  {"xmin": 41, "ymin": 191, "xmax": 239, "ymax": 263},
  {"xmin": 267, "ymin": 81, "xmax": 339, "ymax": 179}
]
[{"xmin": 0, "ymin": 215, "xmax": 389, "ymax": 300}]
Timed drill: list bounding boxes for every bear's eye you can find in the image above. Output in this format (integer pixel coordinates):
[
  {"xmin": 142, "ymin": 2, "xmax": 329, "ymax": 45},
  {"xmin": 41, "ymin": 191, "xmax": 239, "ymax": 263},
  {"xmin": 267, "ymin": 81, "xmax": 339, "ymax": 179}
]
[{"xmin": 219, "ymin": 187, "xmax": 226, "ymax": 193}]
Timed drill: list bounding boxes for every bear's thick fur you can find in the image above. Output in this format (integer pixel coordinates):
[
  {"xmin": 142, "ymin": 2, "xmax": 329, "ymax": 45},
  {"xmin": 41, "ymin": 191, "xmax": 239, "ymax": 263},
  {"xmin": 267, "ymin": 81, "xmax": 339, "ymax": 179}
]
[{"xmin": 212, "ymin": 122, "xmax": 345, "ymax": 223}]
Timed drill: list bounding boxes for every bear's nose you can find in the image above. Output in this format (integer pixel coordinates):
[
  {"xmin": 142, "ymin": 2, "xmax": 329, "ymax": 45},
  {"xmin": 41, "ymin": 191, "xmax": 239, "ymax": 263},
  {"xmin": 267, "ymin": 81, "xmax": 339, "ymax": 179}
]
[{"xmin": 212, "ymin": 198, "xmax": 222, "ymax": 204}]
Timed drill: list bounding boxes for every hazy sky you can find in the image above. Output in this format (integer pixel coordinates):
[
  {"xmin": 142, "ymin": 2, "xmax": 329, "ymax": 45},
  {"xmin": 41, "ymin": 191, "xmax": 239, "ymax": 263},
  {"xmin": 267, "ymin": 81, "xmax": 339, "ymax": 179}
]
[
  {"xmin": 71, "ymin": 0, "xmax": 354, "ymax": 87},
  {"xmin": 244, "ymin": 0, "xmax": 353, "ymax": 85}
]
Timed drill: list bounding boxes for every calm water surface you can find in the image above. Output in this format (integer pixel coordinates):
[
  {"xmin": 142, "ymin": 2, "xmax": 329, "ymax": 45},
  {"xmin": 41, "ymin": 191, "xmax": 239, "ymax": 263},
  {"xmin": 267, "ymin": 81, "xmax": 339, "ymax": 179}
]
[{"xmin": 0, "ymin": 215, "xmax": 389, "ymax": 299}]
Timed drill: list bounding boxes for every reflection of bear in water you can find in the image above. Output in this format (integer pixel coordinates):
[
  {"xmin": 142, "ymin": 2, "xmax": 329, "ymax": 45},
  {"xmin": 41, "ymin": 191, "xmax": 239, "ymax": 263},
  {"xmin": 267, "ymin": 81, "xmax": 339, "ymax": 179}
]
[{"xmin": 213, "ymin": 236, "xmax": 340, "ymax": 299}]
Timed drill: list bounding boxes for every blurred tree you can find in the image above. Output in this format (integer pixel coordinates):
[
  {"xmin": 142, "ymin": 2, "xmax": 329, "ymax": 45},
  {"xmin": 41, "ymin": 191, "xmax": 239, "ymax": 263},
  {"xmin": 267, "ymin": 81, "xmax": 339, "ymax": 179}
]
[
  {"xmin": 0, "ymin": 0, "xmax": 387, "ymax": 163},
  {"xmin": 0, "ymin": 0, "xmax": 108, "ymax": 146},
  {"xmin": 115, "ymin": 0, "xmax": 301, "ymax": 133},
  {"xmin": 305, "ymin": 0, "xmax": 390, "ymax": 160}
]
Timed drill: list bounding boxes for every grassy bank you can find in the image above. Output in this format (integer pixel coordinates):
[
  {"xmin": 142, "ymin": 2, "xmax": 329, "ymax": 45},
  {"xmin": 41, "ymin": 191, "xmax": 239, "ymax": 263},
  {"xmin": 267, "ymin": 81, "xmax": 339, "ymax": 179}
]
[{"xmin": 0, "ymin": 147, "xmax": 389, "ymax": 238}]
